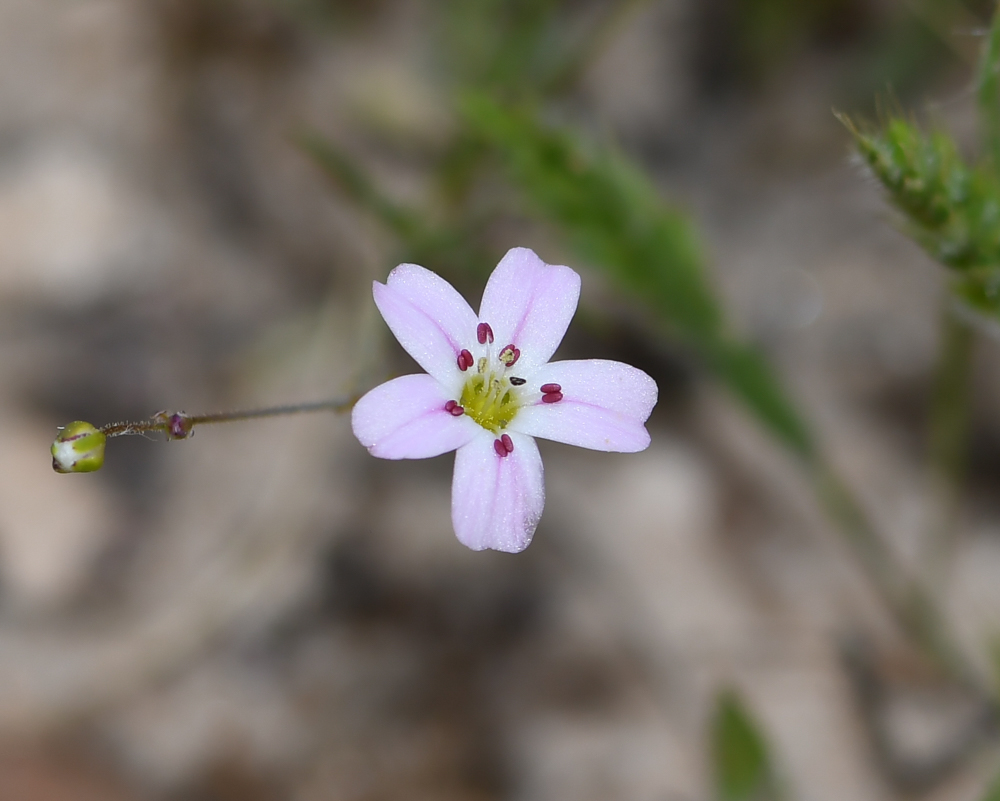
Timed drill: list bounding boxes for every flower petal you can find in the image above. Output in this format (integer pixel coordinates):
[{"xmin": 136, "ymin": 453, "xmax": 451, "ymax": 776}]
[
  {"xmin": 451, "ymin": 431, "xmax": 544, "ymax": 553},
  {"xmin": 373, "ymin": 263, "xmax": 478, "ymax": 389},
  {"xmin": 478, "ymin": 248, "xmax": 581, "ymax": 375},
  {"xmin": 508, "ymin": 360, "xmax": 657, "ymax": 452},
  {"xmin": 352, "ymin": 374, "xmax": 480, "ymax": 459}
]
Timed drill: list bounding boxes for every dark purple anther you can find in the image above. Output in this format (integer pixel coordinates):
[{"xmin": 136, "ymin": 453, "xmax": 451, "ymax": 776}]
[
  {"xmin": 499, "ymin": 345, "xmax": 520, "ymax": 367},
  {"xmin": 494, "ymin": 438, "xmax": 508, "ymax": 458},
  {"xmin": 450, "ymin": 404, "xmax": 464, "ymax": 416},
  {"xmin": 477, "ymin": 322, "xmax": 494, "ymax": 345},
  {"xmin": 540, "ymin": 383, "xmax": 562, "ymax": 394},
  {"xmin": 501, "ymin": 433, "xmax": 513, "ymax": 453},
  {"xmin": 542, "ymin": 392, "xmax": 563, "ymax": 404},
  {"xmin": 458, "ymin": 349, "xmax": 474, "ymax": 371}
]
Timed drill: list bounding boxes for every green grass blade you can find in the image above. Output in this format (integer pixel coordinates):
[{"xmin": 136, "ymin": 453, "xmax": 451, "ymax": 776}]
[
  {"xmin": 977, "ymin": 3, "xmax": 1000, "ymax": 173},
  {"xmin": 464, "ymin": 95, "xmax": 815, "ymax": 458}
]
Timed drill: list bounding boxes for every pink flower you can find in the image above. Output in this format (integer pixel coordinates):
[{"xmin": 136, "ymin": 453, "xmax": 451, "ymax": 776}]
[{"xmin": 352, "ymin": 247, "xmax": 658, "ymax": 553}]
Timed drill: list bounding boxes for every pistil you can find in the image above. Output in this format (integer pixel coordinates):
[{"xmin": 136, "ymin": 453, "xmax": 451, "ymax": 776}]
[{"xmin": 498, "ymin": 345, "xmax": 520, "ymax": 367}]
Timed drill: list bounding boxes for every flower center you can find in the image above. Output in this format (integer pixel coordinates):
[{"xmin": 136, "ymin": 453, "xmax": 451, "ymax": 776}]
[
  {"xmin": 451, "ymin": 323, "xmax": 564, "ymax": 438},
  {"xmin": 454, "ymin": 325, "xmax": 524, "ymax": 433},
  {"xmin": 460, "ymin": 364, "xmax": 520, "ymax": 433}
]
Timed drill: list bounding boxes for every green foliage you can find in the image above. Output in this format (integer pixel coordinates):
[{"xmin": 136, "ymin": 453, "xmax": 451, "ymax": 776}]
[
  {"xmin": 296, "ymin": 130, "xmax": 493, "ymax": 278},
  {"xmin": 438, "ymin": 0, "xmax": 565, "ymax": 99},
  {"xmin": 297, "ymin": 131, "xmax": 428, "ymax": 244},
  {"xmin": 702, "ymin": 340, "xmax": 814, "ymax": 460},
  {"xmin": 978, "ymin": 0, "xmax": 1000, "ymax": 173},
  {"xmin": 711, "ymin": 690, "xmax": 782, "ymax": 801},
  {"xmin": 844, "ymin": 115, "xmax": 1000, "ymax": 274},
  {"xmin": 436, "ymin": 0, "xmax": 646, "ymax": 102},
  {"xmin": 464, "ymin": 95, "xmax": 815, "ymax": 459},
  {"xmin": 840, "ymin": 13, "xmax": 949, "ymax": 108},
  {"xmin": 982, "ymin": 768, "xmax": 1000, "ymax": 801},
  {"xmin": 462, "ymin": 97, "xmax": 718, "ymax": 336},
  {"xmin": 952, "ymin": 276, "xmax": 1000, "ymax": 326},
  {"xmin": 299, "ymin": 0, "xmax": 817, "ymax": 462},
  {"xmin": 843, "ymin": 5, "xmax": 1000, "ymax": 326},
  {"xmin": 732, "ymin": 0, "xmax": 855, "ymax": 82}
]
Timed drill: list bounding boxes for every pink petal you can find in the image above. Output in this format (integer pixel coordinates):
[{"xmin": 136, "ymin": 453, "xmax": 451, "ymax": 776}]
[
  {"xmin": 373, "ymin": 264, "xmax": 478, "ymax": 390},
  {"xmin": 451, "ymin": 431, "xmax": 545, "ymax": 553},
  {"xmin": 352, "ymin": 374, "xmax": 480, "ymax": 459},
  {"xmin": 508, "ymin": 360, "xmax": 657, "ymax": 452},
  {"xmin": 478, "ymin": 248, "xmax": 581, "ymax": 376}
]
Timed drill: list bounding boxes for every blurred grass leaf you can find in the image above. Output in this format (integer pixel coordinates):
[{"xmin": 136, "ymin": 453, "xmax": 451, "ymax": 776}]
[
  {"xmin": 296, "ymin": 130, "xmax": 428, "ymax": 243},
  {"xmin": 711, "ymin": 690, "xmax": 782, "ymax": 801},
  {"xmin": 952, "ymin": 275, "xmax": 1000, "ymax": 321},
  {"xmin": 439, "ymin": 0, "xmax": 564, "ymax": 99},
  {"xmin": 438, "ymin": 0, "xmax": 647, "ymax": 102},
  {"xmin": 463, "ymin": 95, "xmax": 815, "ymax": 459},
  {"xmin": 982, "ymin": 769, "xmax": 1000, "ymax": 801},
  {"xmin": 977, "ymin": 0, "xmax": 1000, "ymax": 172},
  {"xmin": 295, "ymin": 130, "xmax": 492, "ymax": 277},
  {"xmin": 980, "ymin": 638, "xmax": 1000, "ymax": 799},
  {"xmin": 731, "ymin": 0, "xmax": 857, "ymax": 84}
]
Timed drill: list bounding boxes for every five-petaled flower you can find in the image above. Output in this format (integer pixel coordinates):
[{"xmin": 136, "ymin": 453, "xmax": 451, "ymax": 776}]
[{"xmin": 352, "ymin": 247, "xmax": 658, "ymax": 553}]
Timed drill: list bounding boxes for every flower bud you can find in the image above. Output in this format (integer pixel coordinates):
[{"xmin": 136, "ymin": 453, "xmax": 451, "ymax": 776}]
[
  {"xmin": 51, "ymin": 421, "xmax": 106, "ymax": 473},
  {"xmin": 151, "ymin": 411, "xmax": 194, "ymax": 440}
]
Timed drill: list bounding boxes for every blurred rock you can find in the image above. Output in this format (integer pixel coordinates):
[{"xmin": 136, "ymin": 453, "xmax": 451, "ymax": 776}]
[{"xmin": 0, "ymin": 143, "xmax": 159, "ymax": 303}]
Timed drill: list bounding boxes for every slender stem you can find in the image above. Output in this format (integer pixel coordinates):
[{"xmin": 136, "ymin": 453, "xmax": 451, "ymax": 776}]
[
  {"xmin": 978, "ymin": 1, "xmax": 1000, "ymax": 175},
  {"xmin": 100, "ymin": 396, "xmax": 356, "ymax": 439},
  {"xmin": 812, "ymin": 463, "xmax": 980, "ymax": 690},
  {"xmin": 813, "ymin": 326, "xmax": 983, "ymax": 688},
  {"xmin": 930, "ymin": 306, "xmax": 975, "ymax": 488},
  {"xmin": 187, "ymin": 397, "xmax": 356, "ymax": 426},
  {"xmin": 101, "ymin": 420, "xmax": 169, "ymax": 437},
  {"xmin": 927, "ymin": 304, "xmax": 975, "ymax": 582},
  {"xmin": 813, "ymin": 466, "xmax": 901, "ymax": 602}
]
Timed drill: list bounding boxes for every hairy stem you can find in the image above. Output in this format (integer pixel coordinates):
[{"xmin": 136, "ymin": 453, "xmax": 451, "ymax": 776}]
[{"xmin": 100, "ymin": 396, "xmax": 356, "ymax": 439}]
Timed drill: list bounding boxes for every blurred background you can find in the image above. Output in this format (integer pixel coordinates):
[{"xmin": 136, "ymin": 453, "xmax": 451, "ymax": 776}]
[{"xmin": 4, "ymin": 0, "xmax": 1000, "ymax": 798}]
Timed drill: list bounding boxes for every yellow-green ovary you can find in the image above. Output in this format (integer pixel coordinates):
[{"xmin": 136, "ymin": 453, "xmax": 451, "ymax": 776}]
[{"xmin": 460, "ymin": 373, "xmax": 519, "ymax": 433}]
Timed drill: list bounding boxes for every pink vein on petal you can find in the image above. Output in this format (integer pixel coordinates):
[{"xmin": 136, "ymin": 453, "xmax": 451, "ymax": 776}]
[{"xmin": 374, "ymin": 263, "xmax": 478, "ymax": 389}]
